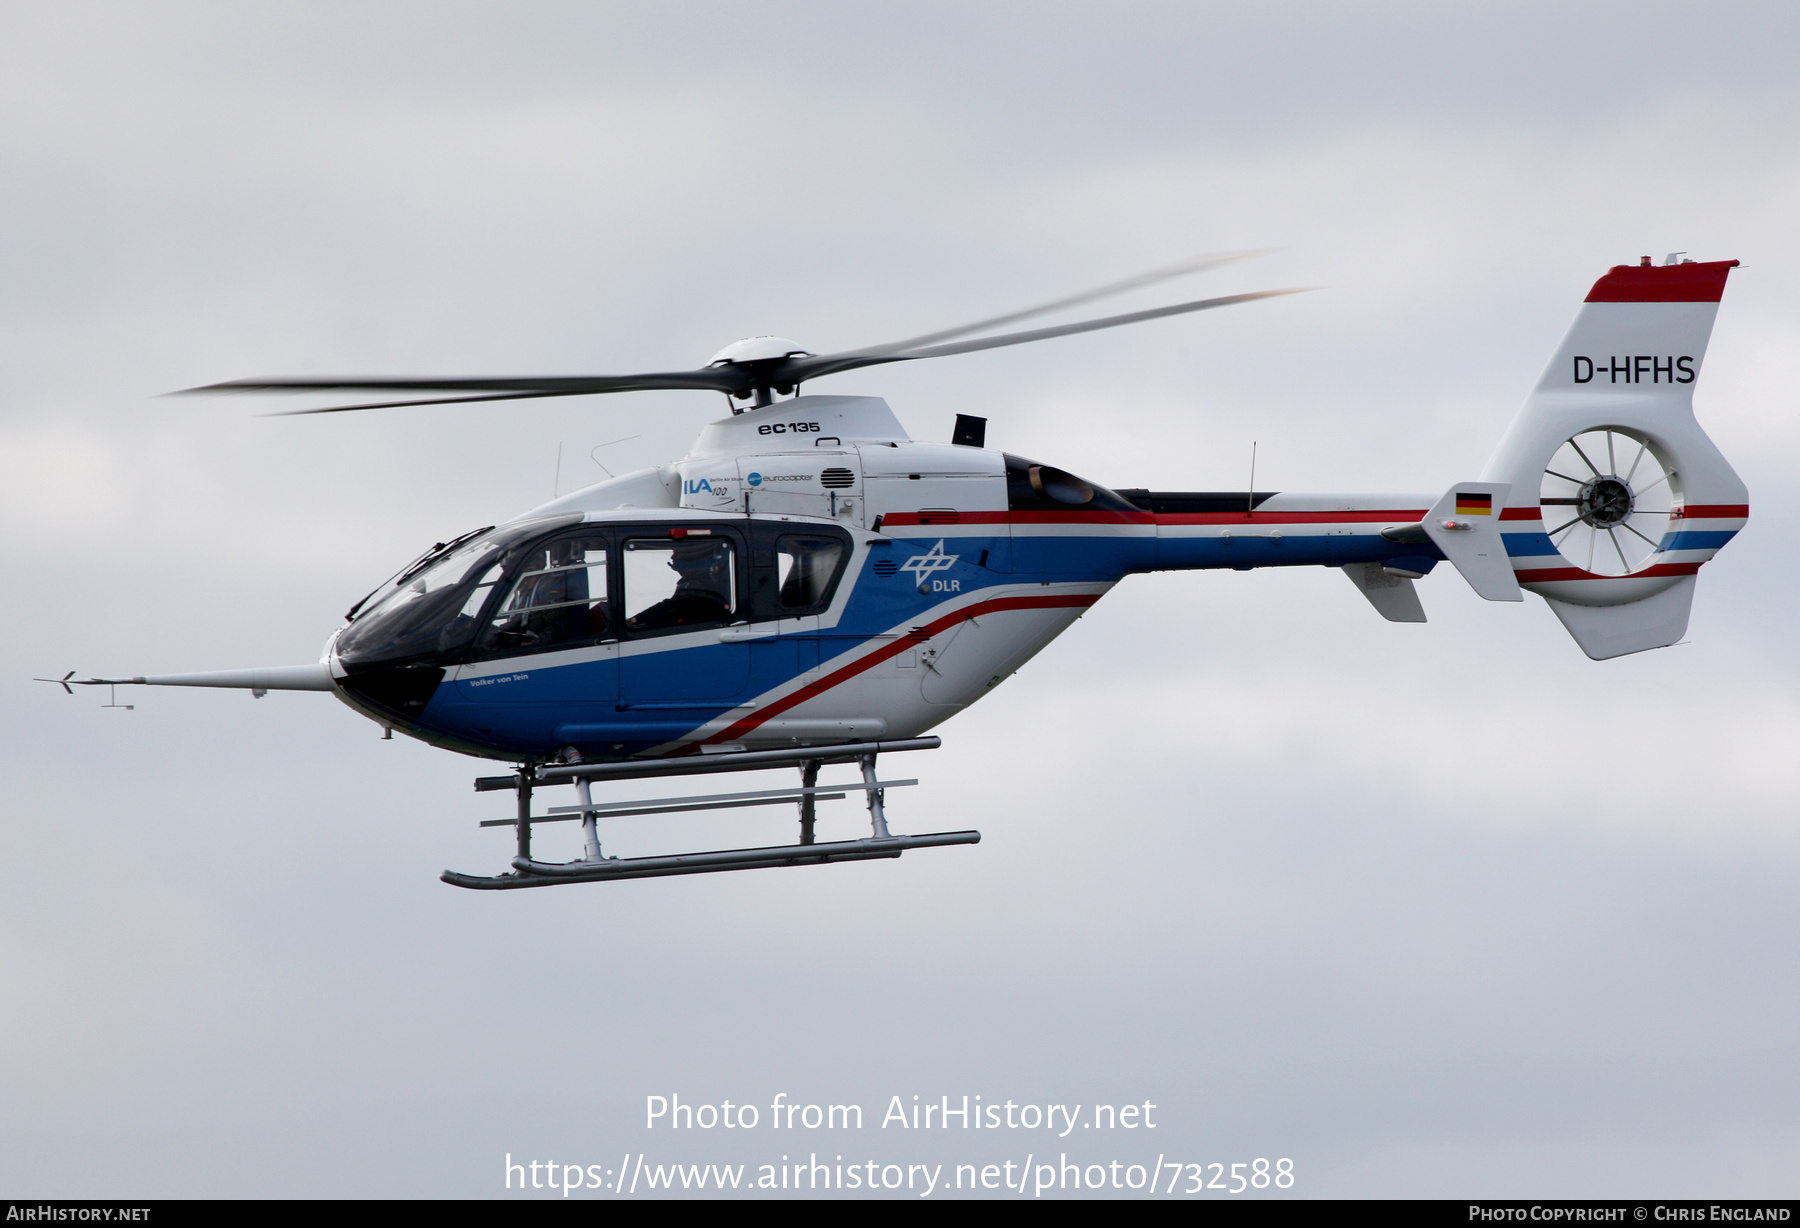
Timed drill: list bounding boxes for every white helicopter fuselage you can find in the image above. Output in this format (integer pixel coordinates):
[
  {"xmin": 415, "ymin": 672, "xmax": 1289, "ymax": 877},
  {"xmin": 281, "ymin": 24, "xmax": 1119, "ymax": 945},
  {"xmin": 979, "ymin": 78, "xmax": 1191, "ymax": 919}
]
[{"xmin": 325, "ymin": 392, "xmax": 1452, "ymax": 761}]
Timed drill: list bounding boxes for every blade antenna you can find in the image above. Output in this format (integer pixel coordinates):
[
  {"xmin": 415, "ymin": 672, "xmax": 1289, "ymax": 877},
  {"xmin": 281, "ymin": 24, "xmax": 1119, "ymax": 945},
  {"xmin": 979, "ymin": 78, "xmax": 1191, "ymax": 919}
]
[{"xmin": 590, "ymin": 434, "xmax": 641, "ymax": 480}]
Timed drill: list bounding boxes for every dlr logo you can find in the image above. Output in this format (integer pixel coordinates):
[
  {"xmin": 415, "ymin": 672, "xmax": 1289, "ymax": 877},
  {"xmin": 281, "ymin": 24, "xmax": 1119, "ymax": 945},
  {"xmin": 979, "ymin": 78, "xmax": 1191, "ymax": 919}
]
[{"xmin": 932, "ymin": 579, "xmax": 961, "ymax": 592}]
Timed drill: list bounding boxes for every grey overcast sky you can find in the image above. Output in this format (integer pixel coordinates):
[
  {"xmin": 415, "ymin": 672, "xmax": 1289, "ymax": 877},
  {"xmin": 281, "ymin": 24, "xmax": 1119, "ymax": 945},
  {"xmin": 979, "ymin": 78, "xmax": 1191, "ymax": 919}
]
[{"xmin": 3, "ymin": 1, "xmax": 1799, "ymax": 1199}]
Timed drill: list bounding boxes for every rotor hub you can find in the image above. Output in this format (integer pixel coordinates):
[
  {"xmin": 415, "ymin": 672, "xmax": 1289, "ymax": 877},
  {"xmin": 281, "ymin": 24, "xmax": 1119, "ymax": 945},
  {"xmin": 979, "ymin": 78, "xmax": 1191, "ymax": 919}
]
[
  {"xmin": 1577, "ymin": 476, "xmax": 1633, "ymax": 528},
  {"xmin": 707, "ymin": 336, "xmax": 812, "ymax": 367}
]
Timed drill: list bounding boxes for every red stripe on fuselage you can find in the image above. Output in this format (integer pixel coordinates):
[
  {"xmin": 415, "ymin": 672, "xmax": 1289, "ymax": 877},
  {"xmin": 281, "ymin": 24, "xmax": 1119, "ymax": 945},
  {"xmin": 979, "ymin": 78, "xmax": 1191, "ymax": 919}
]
[
  {"xmin": 1515, "ymin": 562, "xmax": 1702, "ymax": 583},
  {"xmin": 1672, "ymin": 504, "xmax": 1749, "ymax": 519},
  {"xmin": 1499, "ymin": 506, "xmax": 1747, "ymax": 523},
  {"xmin": 883, "ymin": 507, "xmax": 1743, "ymax": 530},
  {"xmin": 698, "ymin": 593, "xmax": 1101, "ymax": 746},
  {"xmin": 880, "ymin": 509, "xmax": 1432, "ymax": 528},
  {"xmin": 999, "ymin": 510, "xmax": 1152, "ymax": 525},
  {"xmin": 881, "ymin": 511, "xmax": 1013, "ymax": 526},
  {"xmin": 1151, "ymin": 509, "xmax": 1427, "ymax": 525}
]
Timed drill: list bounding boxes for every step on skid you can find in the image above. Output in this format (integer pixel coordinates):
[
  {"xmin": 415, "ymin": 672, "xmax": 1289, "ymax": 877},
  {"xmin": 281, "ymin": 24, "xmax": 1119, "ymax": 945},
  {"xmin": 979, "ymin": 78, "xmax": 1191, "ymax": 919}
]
[{"xmin": 441, "ymin": 737, "xmax": 978, "ymax": 889}]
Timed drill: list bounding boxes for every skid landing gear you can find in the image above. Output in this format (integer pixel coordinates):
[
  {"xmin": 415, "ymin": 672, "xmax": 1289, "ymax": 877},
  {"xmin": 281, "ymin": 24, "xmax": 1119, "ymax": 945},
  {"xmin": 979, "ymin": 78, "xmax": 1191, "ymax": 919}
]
[{"xmin": 441, "ymin": 737, "xmax": 978, "ymax": 890}]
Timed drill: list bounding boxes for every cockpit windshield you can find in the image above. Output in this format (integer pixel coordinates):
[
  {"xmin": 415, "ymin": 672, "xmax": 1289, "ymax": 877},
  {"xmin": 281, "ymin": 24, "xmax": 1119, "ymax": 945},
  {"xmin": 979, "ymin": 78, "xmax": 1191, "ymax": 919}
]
[{"xmin": 336, "ymin": 516, "xmax": 580, "ymax": 668}]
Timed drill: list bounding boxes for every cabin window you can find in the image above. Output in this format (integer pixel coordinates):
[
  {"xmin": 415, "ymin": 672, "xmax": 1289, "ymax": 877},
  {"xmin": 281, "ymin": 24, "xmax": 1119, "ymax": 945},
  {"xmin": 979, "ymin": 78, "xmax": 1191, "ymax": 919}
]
[
  {"xmin": 479, "ymin": 537, "xmax": 610, "ymax": 654},
  {"xmin": 776, "ymin": 536, "xmax": 845, "ymax": 609},
  {"xmin": 624, "ymin": 537, "xmax": 737, "ymax": 632}
]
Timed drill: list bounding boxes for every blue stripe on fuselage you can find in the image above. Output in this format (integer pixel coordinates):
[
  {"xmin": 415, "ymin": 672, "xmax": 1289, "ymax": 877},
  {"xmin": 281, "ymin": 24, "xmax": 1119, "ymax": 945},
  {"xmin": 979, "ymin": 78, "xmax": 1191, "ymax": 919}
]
[
  {"xmin": 1502, "ymin": 531, "xmax": 1560, "ymax": 557},
  {"xmin": 1506, "ymin": 528, "xmax": 1738, "ymax": 558},
  {"xmin": 1145, "ymin": 532, "xmax": 1445, "ymax": 573},
  {"xmin": 1657, "ymin": 529, "xmax": 1737, "ymax": 551}
]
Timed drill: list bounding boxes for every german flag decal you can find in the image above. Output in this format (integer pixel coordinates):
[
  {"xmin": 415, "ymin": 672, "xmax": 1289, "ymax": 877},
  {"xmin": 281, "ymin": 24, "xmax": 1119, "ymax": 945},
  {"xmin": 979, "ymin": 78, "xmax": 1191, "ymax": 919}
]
[{"xmin": 1454, "ymin": 492, "xmax": 1493, "ymax": 516}]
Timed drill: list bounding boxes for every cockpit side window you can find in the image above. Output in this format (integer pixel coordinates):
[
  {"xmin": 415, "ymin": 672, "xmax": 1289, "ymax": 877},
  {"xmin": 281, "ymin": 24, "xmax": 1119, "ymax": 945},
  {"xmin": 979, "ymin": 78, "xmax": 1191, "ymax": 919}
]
[
  {"xmin": 623, "ymin": 535, "xmax": 737, "ymax": 633},
  {"xmin": 478, "ymin": 535, "xmax": 611, "ymax": 655},
  {"xmin": 775, "ymin": 535, "xmax": 846, "ymax": 610},
  {"xmin": 335, "ymin": 515, "xmax": 583, "ymax": 670}
]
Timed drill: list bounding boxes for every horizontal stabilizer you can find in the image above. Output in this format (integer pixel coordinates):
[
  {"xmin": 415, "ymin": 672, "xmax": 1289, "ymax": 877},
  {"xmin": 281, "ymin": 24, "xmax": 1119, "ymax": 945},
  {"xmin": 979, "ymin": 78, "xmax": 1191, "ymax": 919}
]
[
  {"xmin": 1342, "ymin": 563, "xmax": 1427, "ymax": 622},
  {"xmin": 1421, "ymin": 482, "xmax": 1522, "ymax": 601}
]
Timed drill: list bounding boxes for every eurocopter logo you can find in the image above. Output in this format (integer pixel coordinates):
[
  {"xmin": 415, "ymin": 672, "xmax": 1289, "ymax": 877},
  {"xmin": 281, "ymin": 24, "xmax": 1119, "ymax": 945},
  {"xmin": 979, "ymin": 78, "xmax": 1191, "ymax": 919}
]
[
  {"xmin": 746, "ymin": 472, "xmax": 812, "ymax": 486},
  {"xmin": 899, "ymin": 540, "xmax": 961, "ymax": 591}
]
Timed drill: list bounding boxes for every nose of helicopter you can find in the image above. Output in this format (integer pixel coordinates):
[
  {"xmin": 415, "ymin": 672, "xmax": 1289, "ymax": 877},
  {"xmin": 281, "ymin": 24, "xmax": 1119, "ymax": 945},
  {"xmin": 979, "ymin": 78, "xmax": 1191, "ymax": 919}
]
[{"xmin": 334, "ymin": 659, "xmax": 447, "ymax": 730}]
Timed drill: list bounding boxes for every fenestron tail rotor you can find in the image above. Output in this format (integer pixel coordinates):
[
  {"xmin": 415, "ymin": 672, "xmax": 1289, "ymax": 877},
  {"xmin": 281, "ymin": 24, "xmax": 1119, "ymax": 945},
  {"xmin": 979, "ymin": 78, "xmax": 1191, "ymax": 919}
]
[
  {"xmin": 172, "ymin": 252, "xmax": 1308, "ymax": 414},
  {"xmin": 1539, "ymin": 427, "xmax": 1675, "ymax": 576}
]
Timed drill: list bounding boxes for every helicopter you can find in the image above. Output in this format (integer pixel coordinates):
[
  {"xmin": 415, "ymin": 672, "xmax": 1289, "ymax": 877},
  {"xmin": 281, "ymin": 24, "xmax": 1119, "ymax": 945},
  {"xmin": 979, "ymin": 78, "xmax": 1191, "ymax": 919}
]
[{"xmin": 42, "ymin": 253, "xmax": 1748, "ymax": 889}]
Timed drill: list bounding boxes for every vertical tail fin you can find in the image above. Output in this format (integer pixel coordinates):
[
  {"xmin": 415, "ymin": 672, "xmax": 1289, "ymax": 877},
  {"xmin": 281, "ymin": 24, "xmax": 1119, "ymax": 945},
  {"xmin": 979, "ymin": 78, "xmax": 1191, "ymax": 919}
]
[{"xmin": 1480, "ymin": 257, "xmax": 1748, "ymax": 659}]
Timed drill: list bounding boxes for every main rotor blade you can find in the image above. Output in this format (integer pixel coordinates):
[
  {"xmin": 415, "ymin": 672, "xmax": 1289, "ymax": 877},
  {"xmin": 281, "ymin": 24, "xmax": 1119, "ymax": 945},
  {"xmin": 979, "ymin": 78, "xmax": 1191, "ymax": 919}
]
[
  {"xmin": 264, "ymin": 390, "xmax": 605, "ymax": 416},
  {"xmin": 840, "ymin": 250, "xmax": 1273, "ymax": 359},
  {"xmin": 784, "ymin": 288, "xmax": 1311, "ymax": 383},
  {"xmin": 176, "ymin": 257, "xmax": 1300, "ymax": 414},
  {"xmin": 175, "ymin": 368, "xmax": 750, "ymax": 401}
]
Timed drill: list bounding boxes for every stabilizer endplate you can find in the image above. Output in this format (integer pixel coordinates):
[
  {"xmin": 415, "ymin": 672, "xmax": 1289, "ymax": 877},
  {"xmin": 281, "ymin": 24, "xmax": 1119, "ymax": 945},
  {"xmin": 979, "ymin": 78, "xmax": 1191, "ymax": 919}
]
[
  {"xmin": 1543, "ymin": 574, "xmax": 1696, "ymax": 660},
  {"xmin": 1341, "ymin": 563, "xmax": 1427, "ymax": 622}
]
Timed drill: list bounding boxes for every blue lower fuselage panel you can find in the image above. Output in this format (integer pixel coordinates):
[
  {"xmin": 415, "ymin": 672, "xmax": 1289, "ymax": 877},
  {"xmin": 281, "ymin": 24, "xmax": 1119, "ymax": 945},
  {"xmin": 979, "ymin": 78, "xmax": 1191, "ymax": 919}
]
[{"xmin": 403, "ymin": 527, "xmax": 1441, "ymax": 760}]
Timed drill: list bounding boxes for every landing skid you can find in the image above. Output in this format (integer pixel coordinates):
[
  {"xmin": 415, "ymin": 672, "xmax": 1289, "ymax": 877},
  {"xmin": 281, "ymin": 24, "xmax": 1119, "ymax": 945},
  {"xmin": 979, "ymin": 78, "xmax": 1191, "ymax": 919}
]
[{"xmin": 442, "ymin": 737, "xmax": 978, "ymax": 890}]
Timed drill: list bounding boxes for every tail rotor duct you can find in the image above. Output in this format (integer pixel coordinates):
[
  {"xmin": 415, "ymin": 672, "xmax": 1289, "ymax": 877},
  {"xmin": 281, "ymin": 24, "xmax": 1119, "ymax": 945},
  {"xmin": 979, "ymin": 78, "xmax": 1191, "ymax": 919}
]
[{"xmin": 1539, "ymin": 427, "xmax": 1674, "ymax": 577}]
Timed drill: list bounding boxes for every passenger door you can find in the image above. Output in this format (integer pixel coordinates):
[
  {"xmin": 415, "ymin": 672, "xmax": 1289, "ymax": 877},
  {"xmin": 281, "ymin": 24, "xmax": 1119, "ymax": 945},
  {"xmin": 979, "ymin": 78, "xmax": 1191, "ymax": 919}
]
[{"xmin": 617, "ymin": 527, "xmax": 753, "ymax": 707}]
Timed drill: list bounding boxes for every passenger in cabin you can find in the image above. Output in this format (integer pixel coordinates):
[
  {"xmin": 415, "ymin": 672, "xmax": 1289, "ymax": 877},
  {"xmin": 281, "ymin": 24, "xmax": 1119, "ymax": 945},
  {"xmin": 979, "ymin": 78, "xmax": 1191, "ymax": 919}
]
[{"xmin": 626, "ymin": 538, "xmax": 735, "ymax": 631}]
